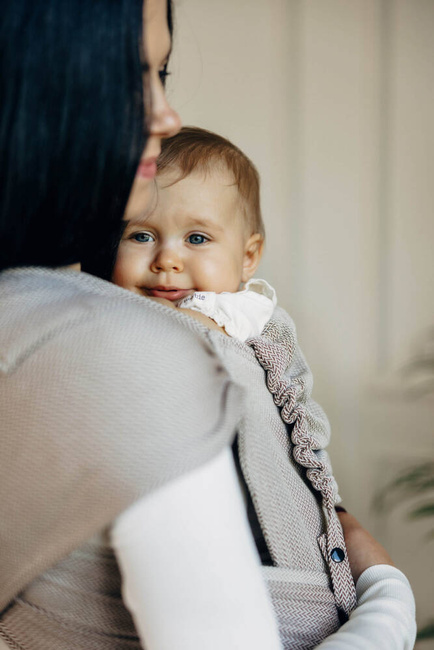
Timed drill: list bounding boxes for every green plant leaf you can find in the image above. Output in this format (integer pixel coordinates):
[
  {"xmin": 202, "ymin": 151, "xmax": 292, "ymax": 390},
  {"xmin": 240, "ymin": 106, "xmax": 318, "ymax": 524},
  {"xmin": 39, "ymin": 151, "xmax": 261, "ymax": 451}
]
[
  {"xmin": 374, "ymin": 463, "xmax": 434, "ymax": 513},
  {"xmin": 416, "ymin": 620, "xmax": 434, "ymax": 640},
  {"xmin": 408, "ymin": 503, "xmax": 434, "ymax": 520}
]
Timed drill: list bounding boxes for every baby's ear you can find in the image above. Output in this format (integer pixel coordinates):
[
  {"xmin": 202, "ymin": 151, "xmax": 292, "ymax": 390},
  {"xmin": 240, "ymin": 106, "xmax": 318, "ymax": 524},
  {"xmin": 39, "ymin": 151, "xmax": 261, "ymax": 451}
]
[{"xmin": 242, "ymin": 233, "xmax": 264, "ymax": 283}]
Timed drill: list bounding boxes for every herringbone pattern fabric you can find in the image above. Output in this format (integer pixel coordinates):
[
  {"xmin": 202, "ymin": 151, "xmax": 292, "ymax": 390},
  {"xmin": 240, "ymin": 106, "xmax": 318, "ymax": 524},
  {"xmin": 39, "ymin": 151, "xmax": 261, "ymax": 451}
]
[
  {"xmin": 265, "ymin": 577, "xmax": 341, "ymax": 649},
  {"xmin": 208, "ymin": 306, "xmax": 346, "ymax": 647},
  {"xmin": 0, "ymin": 268, "xmax": 241, "ymax": 649},
  {"xmin": 1, "ymin": 269, "xmax": 354, "ymax": 648},
  {"xmin": 248, "ymin": 317, "xmax": 357, "ymax": 618},
  {"xmin": 0, "ymin": 536, "xmax": 143, "ymax": 649}
]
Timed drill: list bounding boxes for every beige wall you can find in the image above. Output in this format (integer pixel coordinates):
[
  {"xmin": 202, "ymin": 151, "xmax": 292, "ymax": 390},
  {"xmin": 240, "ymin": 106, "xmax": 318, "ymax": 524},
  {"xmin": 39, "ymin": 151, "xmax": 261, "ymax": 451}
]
[{"xmin": 169, "ymin": 0, "xmax": 434, "ymax": 640}]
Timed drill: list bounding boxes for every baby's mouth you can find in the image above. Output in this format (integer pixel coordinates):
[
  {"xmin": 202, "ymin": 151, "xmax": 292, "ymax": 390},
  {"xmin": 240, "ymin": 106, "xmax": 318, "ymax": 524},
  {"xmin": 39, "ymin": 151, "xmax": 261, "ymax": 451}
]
[{"xmin": 145, "ymin": 287, "xmax": 193, "ymax": 302}]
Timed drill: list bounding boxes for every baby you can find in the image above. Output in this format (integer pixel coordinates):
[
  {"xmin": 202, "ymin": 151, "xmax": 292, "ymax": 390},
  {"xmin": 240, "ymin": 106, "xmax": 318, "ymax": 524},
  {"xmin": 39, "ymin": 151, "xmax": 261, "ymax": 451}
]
[
  {"xmin": 113, "ymin": 127, "xmax": 274, "ymax": 341},
  {"xmin": 112, "ymin": 127, "xmax": 415, "ymax": 648},
  {"xmin": 113, "ymin": 123, "xmax": 353, "ymax": 612}
]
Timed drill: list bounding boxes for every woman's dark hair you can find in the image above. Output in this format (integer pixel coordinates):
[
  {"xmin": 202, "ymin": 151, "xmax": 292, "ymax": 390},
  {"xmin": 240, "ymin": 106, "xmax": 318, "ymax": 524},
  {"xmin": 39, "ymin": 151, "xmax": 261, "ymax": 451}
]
[{"xmin": 0, "ymin": 0, "xmax": 147, "ymax": 275}]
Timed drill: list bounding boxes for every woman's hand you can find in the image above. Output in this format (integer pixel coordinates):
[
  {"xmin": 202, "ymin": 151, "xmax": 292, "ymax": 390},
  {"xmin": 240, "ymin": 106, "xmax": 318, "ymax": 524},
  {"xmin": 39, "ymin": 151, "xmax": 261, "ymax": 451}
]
[{"xmin": 337, "ymin": 510, "xmax": 394, "ymax": 583}]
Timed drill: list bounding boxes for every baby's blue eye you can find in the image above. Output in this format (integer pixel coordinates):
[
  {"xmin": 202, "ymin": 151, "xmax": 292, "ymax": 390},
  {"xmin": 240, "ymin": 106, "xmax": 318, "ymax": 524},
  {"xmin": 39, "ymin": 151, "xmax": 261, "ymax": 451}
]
[
  {"xmin": 187, "ymin": 234, "xmax": 208, "ymax": 245},
  {"xmin": 133, "ymin": 232, "xmax": 153, "ymax": 243}
]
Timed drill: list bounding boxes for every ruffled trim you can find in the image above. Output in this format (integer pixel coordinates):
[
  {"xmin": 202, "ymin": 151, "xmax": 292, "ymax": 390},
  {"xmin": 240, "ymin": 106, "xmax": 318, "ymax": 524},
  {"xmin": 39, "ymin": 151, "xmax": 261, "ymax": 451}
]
[{"xmin": 247, "ymin": 316, "xmax": 357, "ymax": 618}]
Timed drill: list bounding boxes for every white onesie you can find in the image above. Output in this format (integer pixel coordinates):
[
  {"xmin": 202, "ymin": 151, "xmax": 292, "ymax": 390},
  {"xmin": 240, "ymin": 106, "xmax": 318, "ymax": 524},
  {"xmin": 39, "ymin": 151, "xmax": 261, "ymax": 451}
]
[{"xmin": 178, "ymin": 278, "xmax": 277, "ymax": 341}]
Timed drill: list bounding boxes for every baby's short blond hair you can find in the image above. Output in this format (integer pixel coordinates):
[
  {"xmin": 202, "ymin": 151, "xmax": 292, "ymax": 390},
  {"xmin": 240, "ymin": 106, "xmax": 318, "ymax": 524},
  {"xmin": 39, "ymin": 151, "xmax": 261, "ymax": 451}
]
[{"xmin": 157, "ymin": 126, "xmax": 265, "ymax": 238}]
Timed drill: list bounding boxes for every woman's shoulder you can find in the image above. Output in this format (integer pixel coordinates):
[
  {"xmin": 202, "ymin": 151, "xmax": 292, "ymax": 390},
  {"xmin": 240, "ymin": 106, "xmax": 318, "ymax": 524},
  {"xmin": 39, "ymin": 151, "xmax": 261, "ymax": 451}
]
[
  {"xmin": 0, "ymin": 267, "xmax": 240, "ymax": 450},
  {"xmin": 0, "ymin": 267, "xmax": 213, "ymax": 374},
  {"xmin": 0, "ymin": 265, "xmax": 240, "ymax": 457},
  {"xmin": 0, "ymin": 268, "xmax": 241, "ymax": 610},
  {"xmin": 0, "ymin": 266, "xmax": 239, "ymax": 458},
  {"xmin": 0, "ymin": 266, "xmax": 240, "ymax": 536}
]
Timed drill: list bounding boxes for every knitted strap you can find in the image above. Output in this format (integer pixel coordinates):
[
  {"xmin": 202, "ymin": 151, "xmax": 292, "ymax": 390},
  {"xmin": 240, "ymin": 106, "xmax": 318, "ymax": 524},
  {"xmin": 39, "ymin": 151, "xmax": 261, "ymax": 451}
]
[
  {"xmin": 0, "ymin": 625, "xmax": 24, "ymax": 650},
  {"xmin": 247, "ymin": 333, "xmax": 357, "ymax": 618}
]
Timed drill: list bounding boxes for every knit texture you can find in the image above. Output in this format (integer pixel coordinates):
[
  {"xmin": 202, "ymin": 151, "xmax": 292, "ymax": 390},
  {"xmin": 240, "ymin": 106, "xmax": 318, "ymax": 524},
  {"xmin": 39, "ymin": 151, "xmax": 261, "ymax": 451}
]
[
  {"xmin": 0, "ymin": 268, "xmax": 240, "ymax": 648},
  {"xmin": 248, "ymin": 314, "xmax": 357, "ymax": 619},
  {"xmin": 1, "ymin": 268, "xmax": 352, "ymax": 649},
  {"xmin": 206, "ymin": 306, "xmax": 352, "ymax": 648}
]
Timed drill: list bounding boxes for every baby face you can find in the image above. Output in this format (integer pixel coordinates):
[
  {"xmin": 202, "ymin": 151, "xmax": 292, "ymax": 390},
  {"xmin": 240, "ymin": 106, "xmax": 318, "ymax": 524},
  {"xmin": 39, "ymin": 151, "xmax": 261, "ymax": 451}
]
[{"xmin": 113, "ymin": 168, "xmax": 262, "ymax": 301}]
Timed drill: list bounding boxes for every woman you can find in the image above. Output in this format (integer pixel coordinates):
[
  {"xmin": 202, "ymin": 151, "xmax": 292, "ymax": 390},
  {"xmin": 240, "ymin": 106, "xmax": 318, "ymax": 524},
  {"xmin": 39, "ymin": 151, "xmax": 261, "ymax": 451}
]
[
  {"xmin": 0, "ymin": 1, "xmax": 415, "ymax": 649},
  {"xmin": 0, "ymin": 0, "xmax": 285, "ymax": 647}
]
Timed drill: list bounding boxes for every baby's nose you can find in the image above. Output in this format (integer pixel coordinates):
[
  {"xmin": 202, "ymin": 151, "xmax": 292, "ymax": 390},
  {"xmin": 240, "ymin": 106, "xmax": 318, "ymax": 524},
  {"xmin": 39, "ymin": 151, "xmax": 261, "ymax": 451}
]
[{"xmin": 150, "ymin": 247, "xmax": 184, "ymax": 273}]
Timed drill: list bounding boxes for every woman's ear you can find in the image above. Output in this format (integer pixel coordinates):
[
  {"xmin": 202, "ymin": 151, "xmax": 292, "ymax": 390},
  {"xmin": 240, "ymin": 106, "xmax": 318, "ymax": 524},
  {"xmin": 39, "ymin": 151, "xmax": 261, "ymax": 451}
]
[{"xmin": 241, "ymin": 233, "xmax": 264, "ymax": 283}]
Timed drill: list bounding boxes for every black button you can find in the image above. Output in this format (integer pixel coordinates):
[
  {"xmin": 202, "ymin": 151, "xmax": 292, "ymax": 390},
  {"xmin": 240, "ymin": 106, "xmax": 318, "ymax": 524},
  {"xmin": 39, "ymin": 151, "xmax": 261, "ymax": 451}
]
[{"xmin": 331, "ymin": 547, "xmax": 345, "ymax": 563}]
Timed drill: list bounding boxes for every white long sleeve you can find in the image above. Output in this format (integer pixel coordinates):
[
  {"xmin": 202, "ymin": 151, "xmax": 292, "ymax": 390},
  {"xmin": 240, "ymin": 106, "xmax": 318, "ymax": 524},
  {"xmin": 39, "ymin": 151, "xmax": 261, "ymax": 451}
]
[
  {"xmin": 111, "ymin": 447, "xmax": 283, "ymax": 650},
  {"xmin": 316, "ymin": 564, "xmax": 416, "ymax": 649}
]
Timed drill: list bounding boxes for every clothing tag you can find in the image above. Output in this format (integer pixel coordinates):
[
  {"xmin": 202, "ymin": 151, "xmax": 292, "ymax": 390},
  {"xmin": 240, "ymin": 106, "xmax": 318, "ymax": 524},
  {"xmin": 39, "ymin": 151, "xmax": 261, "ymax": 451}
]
[{"xmin": 179, "ymin": 292, "xmax": 208, "ymax": 305}]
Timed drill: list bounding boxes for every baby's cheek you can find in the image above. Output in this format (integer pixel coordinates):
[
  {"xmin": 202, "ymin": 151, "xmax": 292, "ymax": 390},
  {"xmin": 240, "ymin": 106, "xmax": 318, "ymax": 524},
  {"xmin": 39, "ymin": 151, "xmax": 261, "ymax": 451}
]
[
  {"xmin": 111, "ymin": 257, "xmax": 128, "ymax": 286},
  {"xmin": 112, "ymin": 246, "xmax": 143, "ymax": 287},
  {"xmin": 200, "ymin": 259, "xmax": 241, "ymax": 294}
]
